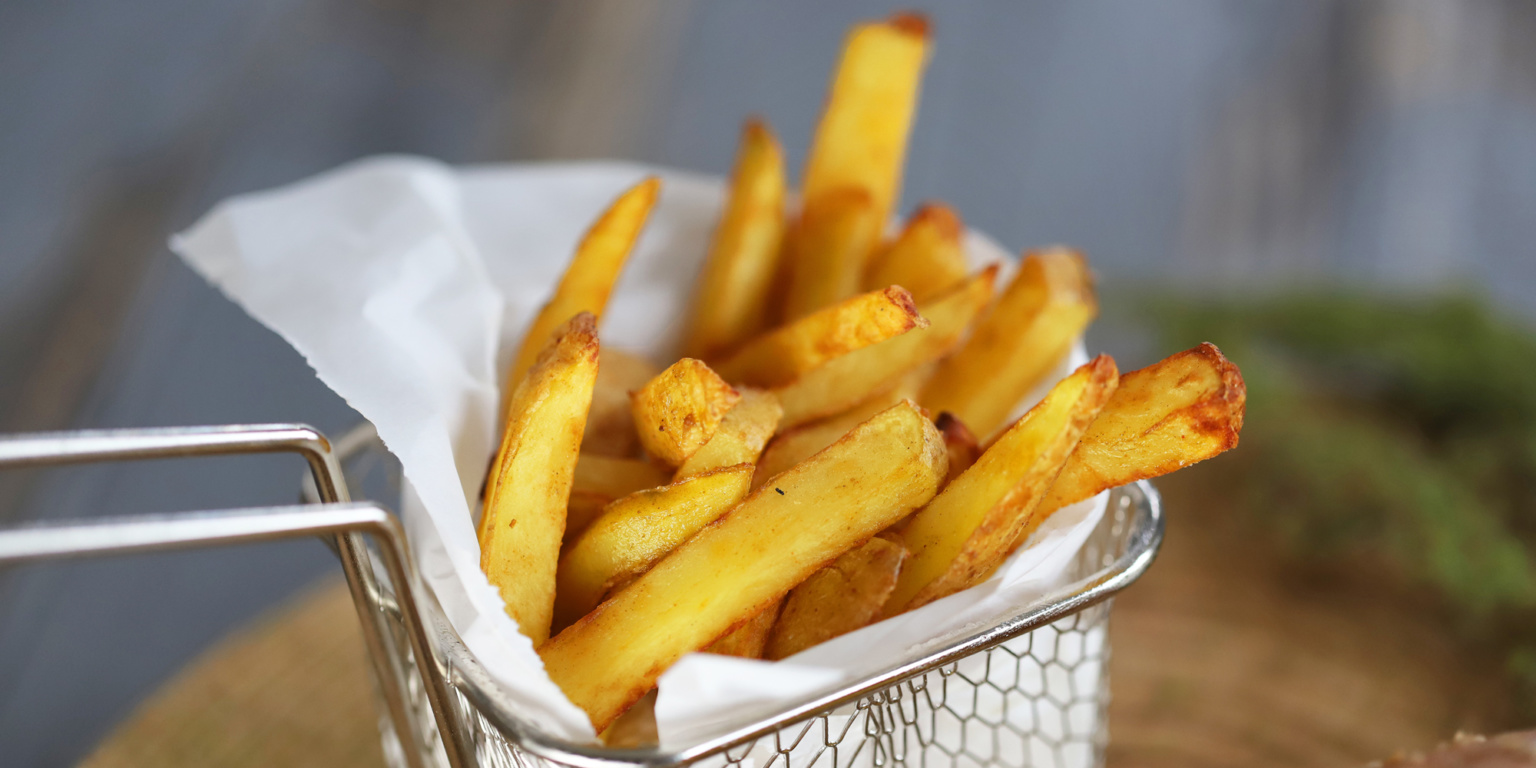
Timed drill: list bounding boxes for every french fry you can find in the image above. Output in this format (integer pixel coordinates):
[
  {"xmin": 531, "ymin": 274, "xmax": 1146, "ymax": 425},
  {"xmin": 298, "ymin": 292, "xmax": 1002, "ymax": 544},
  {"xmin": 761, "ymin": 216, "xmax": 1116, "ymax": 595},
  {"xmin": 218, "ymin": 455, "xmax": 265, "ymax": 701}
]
[
  {"xmin": 540, "ymin": 401, "xmax": 947, "ymax": 730},
  {"xmin": 802, "ymin": 12, "xmax": 930, "ymax": 230},
  {"xmin": 555, "ymin": 464, "xmax": 754, "ymax": 630},
  {"xmin": 783, "ymin": 187, "xmax": 882, "ymax": 321},
  {"xmin": 714, "ymin": 286, "xmax": 926, "ymax": 388},
  {"xmin": 752, "ymin": 389, "xmax": 908, "ymax": 490},
  {"xmin": 503, "ymin": 178, "xmax": 659, "ymax": 418},
  {"xmin": 1037, "ymin": 342, "xmax": 1245, "ymax": 514},
  {"xmin": 480, "ymin": 313, "xmax": 600, "ymax": 645},
  {"xmin": 675, "ymin": 388, "xmax": 782, "ymax": 480},
  {"xmin": 765, "ymin": 537, "xmax": 907, "ymax": 660},
  {"xmin": 887, "ymin": 356, "xmax": 1118, "ymax": 615},
  {"xmin": 705, "ymin": 601, "xmax": 782, "ymax": 659},
  {"xmin": 631, "ymin": 359, "xmax": 741, "ymax": 466},
  {"xmin": 584, "ymin": 348, "xmax": 660, "ymax": 457},
  {"xmin": 774, "ymin": 268, "xmax": 997, "ymax": 428},
  {"xmin": 864, "ymin": 203, "xmax": 969, "ymax": 303},
  {"xmin": 683, "ymin": 119, "xmax": 788, "ymax": 361},
  {"xmin": 567, "ymin": 454, "xmax": 671, "ymax": 542},
  {"xmin": 935, "ymin": 412, "xmax": 980, "ymax": 489},
  {"xmin": 921, "ymin": 248, "xmax": 1097, "ymax": 439}
]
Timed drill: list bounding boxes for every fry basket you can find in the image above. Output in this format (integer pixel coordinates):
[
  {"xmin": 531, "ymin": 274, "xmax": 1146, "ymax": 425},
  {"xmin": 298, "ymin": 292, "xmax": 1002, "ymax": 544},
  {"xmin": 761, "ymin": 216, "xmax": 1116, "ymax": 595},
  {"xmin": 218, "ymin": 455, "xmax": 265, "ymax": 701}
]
[{"xmin": 0, "ymin": 421, "xmax": 1161, "ymax": 768}]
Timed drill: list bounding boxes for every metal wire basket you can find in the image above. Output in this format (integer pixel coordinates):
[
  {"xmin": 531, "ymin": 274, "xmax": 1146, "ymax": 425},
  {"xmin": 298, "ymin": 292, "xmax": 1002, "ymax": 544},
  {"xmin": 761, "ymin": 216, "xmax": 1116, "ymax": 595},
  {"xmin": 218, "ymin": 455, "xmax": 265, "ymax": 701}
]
[{"xmin": 0, "ymin": 422, "xmax": 1161, "ymax": 768}]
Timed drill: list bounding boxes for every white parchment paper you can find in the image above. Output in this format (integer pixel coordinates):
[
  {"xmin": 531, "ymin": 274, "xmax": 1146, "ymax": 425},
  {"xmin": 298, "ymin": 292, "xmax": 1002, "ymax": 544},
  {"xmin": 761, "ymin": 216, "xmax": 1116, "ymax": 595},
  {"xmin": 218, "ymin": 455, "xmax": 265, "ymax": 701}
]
[{"xmin": 172, "ymin": 156, "xmax": 1106, "ymax": 752}]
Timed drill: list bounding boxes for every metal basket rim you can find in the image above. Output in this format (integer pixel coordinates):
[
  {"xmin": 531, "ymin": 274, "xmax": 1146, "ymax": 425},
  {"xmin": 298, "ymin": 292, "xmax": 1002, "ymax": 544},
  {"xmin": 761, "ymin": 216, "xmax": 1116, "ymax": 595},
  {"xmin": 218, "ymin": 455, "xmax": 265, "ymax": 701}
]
[{"xmin": 430, "ymin": 479, "xmax": 1163, "ymax": 768}]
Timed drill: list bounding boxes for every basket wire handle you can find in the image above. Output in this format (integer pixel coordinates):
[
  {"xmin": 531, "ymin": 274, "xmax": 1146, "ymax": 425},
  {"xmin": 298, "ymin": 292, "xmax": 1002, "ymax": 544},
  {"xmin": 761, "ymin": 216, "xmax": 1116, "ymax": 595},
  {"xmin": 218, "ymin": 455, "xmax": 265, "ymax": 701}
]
[{"xmin": 0, "ymin": 425, "xmax": 469, "ymax": 768}]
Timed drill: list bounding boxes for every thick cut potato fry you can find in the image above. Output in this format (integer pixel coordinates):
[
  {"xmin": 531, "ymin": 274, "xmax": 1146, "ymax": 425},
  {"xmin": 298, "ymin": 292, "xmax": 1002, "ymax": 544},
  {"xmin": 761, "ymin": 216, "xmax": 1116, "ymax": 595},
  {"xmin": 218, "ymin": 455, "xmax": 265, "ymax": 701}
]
[
  {"xmin": 566, "ymin": 454, "xmax": 671, "ymax": 542},
  {"xmin": 765, "ymin": 537, "xmax": 907, "ymax": 660},
  {"xmin": 783, "ymin": 187, "xmax": 882, "ymax": 321},
  {"xmin": 631, "ymin": 359, "xmax": 741, "ymax": 466},
  {"xmin": 714, "ymin": 286, "xmax": 926, "ymax": 388},
  {"xmin": 801, "ymin": 12, "xmax": 930, "ymax": 229},
  {"xmin": 752, "ymin": 389, "xmax": 907, "ymax": 489},
  {"xmin": 935, "ymin": 412, "xmax": 980, "ymax": 489},
  {"xmin": 675, "ymin": 388, "xmax": 782, "ymax": 480},
  {"xmin": 480, "ymin": 313, "xmax": 600, "ymax": 645},
  {"xmin": 1038, "ymin": 342, "xmax": 1245, "ymax": 514},
  {"xmin": 705, "ymin": 601, "xmax": 781, "ymax": 659},
  {"xmin": 774, "ymin": 268, "xmax": 997, "ymax": 428},
  {"xmin": 554, "ymin": 465, "xmax": 754, "ymax": 629},
  {"xmin": 503, "ymin": 178, "xmax": 659, "ymax": 418},
  {"xmin": 921, "ymin": 248, "xmax": 1097, "ymax": 439},
  {"xmin": 887, "ymin": 356, "xmax": 1118, "ymax": 615},
  {"xmin": 864, "ymin": 203, "xmax": 969, "ymax": 303},
  {"xmin": 584, "ymin": 348, "xmax": 660, "ymax": 457},
  {"xmin": 540, "ymin": 401, "xmax": 947, "ymax": 730},
  {"xmin": 683, "ymin": 119, "xmax": 788, "ymax": 361}
]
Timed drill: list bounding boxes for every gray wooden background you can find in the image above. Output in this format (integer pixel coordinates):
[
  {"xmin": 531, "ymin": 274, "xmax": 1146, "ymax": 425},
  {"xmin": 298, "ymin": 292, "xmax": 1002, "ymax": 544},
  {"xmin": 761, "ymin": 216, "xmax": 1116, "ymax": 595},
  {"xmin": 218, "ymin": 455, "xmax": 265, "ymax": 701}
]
[{"xmin": 1, "ymin": 1, "xmax": 1533, "ymax": 765}]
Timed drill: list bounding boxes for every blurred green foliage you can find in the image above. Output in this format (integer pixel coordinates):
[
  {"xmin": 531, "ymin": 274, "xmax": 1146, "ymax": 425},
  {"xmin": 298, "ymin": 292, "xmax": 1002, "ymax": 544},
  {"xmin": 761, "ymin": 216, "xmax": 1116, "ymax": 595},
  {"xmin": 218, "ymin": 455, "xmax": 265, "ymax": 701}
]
[{"xmin": 1144, "ymin": 291, "xmax": 1536, "ymax": 705}]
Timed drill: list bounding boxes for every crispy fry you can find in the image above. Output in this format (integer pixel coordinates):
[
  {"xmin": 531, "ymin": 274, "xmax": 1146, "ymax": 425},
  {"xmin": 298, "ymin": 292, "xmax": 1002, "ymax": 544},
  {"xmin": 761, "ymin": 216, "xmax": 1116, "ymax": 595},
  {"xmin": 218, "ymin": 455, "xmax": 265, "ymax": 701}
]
[
  {"xmin": 714, "ymin": 286, "xmax": 926, "ymax": 388},
  {"xmin": 935, "ymin": 412, "xmax": 980, "ymax": 489},
  {"xmin": 503, "ymin": 178, "xmax": 659, "ymax": 418},
  {"xmin": 752, "ymin": 389, "xmax": 908, "ymax": 489},
  {"xmin": 584, "ymin": 348, "xmax": 660, "ymax": 457},
  {"xmin": 631, "ymin": 359, "xmax": 741, "ymax": 466},
  {"xmin": 683, "ymin": 120, "xmax": 789, "ymax": 361},
  {"xmin": 705, "ymin": 600, "xmax": 782, "ymax": 659},
  {"xmin": 802, "ymin": 12, "xmax": 930, "ymax": 230},
  {"xmin": 921, "ymin": 248, "xmax": 1097, "ymax": 438},
  {"xmin": 675, "ymin": 388, "xmax": 782, "ymax": 480},
  {"xmin": 555, "ymin": 464, "xmax": 754, "ymax": 630},
  {"xmin": 783, "ymin": 187, "xmax": 882, "ymax": 321},
  {"xmin": 1038, "ymin": 342, "xmax": 1245, "ymax": 514},
  {"xmin": 888, "ymin": 356, "xmax": 1118, "ymax": 615},
  {"xmin": 774, "ymin": 268, "xmax": 996, "ymax": 428},
  {"xmin": 864, "ymin": 203, "xmax": 969, "ymax": 303},
  {"xmin": 766, "ymin": 537, "xmax": 907, "ymax": 660},
  {"xmin": 480, "ymin": 313, "xmax": 600, "ymax": 645},
  {"xmin": 540, "ymin": 401, "xmax": 947, "ymax": 730}
]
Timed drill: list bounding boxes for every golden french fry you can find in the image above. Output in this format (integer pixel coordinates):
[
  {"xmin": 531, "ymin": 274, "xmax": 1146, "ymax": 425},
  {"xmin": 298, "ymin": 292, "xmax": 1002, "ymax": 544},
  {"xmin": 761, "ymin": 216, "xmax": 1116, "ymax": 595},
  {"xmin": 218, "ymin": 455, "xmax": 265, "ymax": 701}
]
[
  {"xmin": 782, "ymin": 187, "xmax": 882, "ymax": 321},
  {"xmin": 935, "ymin": 412, "xmax": 980, "ymax": 489},
  {"xmin": 921, "ymin": 248, "xmax": 1097, "ymax": 439},
  {"xmin": 566, "ymin": 454, "xmax": 671, "ymax": 543},
  {"xmin": 480, "ymin": 313, "xmax": 600, "ymax": 645},
  {"xmin": 583, "ymin": 347, "xmax": 660, "ymax": 457},
  {"xmin": 802, "ymin": 12, "xmax": 930, "ymax": 229},
  {"xmin": 714, "ymin": 286, "xmax": 926, "ymax": 388},
  {"xmin": 566, "ymin": 492, "xmax": 612, "ymax": 546},
  {"xmin": 674, "ymin": 388, "xmax": 782, "ymax": 480},
  {"xmin": 864, "ymin": 203, "xmax": 969, "ymax": 303},
  {"xmin": 631, "ymin": 359, "xmax": 741, "ymax": 466},
  {"xmin": 554, "ymin": 464, "xmax": 754, "ymax": 629},
  {"xmin": 540, "ymin": 401, "xmax": 947, "ymax": 730},
  {"xmin": 705, "ymin": 601, "xmax": 782, "ymax": 659},
  {"xmin": 774, "ymin": 268, "xmax": 997, "ymax": 428},
  {"xmin": 503, "ymin": 178, "xmax": 659, "ymax": 419},
  {"xmin": 765, "ymin": 537, "xmax": 907, "ymax": 660},
  {"xmin": 752, "ymin": 389, "xmax": 908, "ymax": 490},
  {"xmin": 683, "ymin": 119, "xmax": 788, "ymax": 361},
  {"xmin": 1038, "ymin": 342, "xmax": 1245, "ymax": 514},
  {"xmin": 888, "ymin": 356, "xmax": 1118, "ymax": 615}
]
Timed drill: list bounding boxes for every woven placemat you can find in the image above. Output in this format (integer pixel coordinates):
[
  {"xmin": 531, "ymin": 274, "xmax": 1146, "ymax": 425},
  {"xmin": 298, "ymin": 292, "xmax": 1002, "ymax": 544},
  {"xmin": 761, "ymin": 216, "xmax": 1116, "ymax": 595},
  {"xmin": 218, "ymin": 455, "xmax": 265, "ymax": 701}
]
[{"xmin": 83, "ymin": 478, "xmax": 1510, "ymax": 767}]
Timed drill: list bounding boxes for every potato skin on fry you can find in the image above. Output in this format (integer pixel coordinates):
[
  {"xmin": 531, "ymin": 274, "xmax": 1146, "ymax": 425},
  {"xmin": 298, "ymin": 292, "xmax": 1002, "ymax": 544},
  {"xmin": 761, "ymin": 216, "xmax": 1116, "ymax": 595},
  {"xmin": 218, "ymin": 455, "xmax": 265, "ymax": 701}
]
[
  {"xmin": 1038, "ymin": 342, "xmax": 1245, "ymax": 515},
  {"xmin": 714, "ymin": 286, "xmax": 927, "ymax": 388},
  {"xmin": 864, "ymin": 202, "xmax": 969, "ymax": 303},
  {"xmin": 921, "ymin": 248, "xmax": 1097, "ymax": 439},
  {"xmin": 539, "ymin": 401, "xmax": 947, "ymax": 731},
  {"xmin": 554, "ymin": 464, "xmax": 754, "ymax": 630},
  {"xmin": 774, "ymin": 268, "xmax": 997, "ymax": 429},
  {"xmin": 683, "ymin": 119, "xmax": 788, "ymax": 361},
  {"xmin": 631, "ymin": 359, "xmax": 741, "ymax": 466},
  {"xmin": 480, "ymin": 313, "xmax": 600, "ymax": 646},
  {"xmin": 504, "ymin": 178, "xmax": 658, "ymax": 417},
  {"xmin": 766, "ymin": 537, "xmax": 907, "ymax": 660},
  {"xmin": 889, "ymin": 356, "xmax": 1118, "ymax": 615}
]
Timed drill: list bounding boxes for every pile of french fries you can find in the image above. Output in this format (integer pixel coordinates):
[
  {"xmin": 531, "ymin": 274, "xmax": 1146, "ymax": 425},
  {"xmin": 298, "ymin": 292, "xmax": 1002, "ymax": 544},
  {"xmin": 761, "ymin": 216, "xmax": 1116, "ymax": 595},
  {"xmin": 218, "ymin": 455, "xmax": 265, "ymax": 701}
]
[{"xmin": 477, "ymin": 12, "xmax": 1246, "ymax": 735}]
